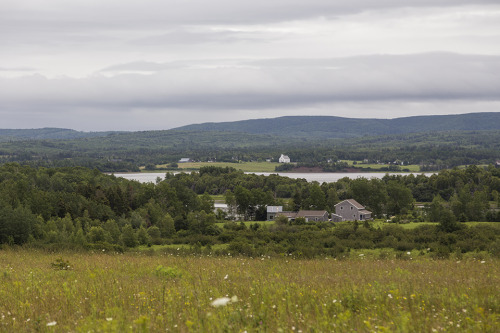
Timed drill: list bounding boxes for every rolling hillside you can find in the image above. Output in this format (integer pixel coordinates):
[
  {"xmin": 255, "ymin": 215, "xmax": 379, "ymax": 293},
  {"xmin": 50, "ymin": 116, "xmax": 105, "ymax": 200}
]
[
  {"xmin": 174, "ymin": 112, "xmax": 500, "ymax": 138},
  {"xmin": 0, "ymin": 128, "xmax": 118, "ymax": 141}
]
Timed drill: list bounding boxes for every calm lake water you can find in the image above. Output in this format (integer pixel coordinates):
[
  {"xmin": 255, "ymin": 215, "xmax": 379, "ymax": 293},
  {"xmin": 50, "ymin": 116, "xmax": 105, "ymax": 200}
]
[{"xmin": 113, "ymin": 172, "xmax": 434, "ymax": 183}]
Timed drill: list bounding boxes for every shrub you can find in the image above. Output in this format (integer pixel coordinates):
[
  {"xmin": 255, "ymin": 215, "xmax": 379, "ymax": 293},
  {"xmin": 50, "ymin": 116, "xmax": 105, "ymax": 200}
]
[
  {"xmin": 51, "ymin": 258, "xmax": 72, "ymax": 270},
  {"xmin": 154, "ymin": 265, "xmax": 184, "ymax": 279}
]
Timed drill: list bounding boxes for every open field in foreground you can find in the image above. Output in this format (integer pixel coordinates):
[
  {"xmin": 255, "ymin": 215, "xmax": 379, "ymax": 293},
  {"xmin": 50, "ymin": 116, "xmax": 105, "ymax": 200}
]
[{"xmin": 0, "ymin": 250, "xmax": 498, "ymax": 332}]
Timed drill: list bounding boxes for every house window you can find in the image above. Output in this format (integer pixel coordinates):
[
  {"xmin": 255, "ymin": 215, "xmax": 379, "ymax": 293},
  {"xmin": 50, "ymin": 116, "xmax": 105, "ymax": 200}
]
[
  {"xmin": 340, "ymin": 207, "xmax": 343, "ymax": 210},
  {"xmin": 350, "ymin": 207, "xmax": 353, "ymax": 210},
  {"xmin": 360, "ymin": 214, "xmax": 364, "ymax": 220}
]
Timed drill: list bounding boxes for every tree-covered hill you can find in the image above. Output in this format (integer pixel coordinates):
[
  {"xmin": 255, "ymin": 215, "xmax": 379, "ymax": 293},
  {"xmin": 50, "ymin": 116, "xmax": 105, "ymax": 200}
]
[
  {"xmin": 174, "ymin": 112, "xmax": 500, "ymax": 138},
  {"xmin": 0, "ymin": 128, "xmax": 119, "ymax": 141},
  {"xmin": 1, "ymin": 113, "xmax": 499, "ymax": 171}
]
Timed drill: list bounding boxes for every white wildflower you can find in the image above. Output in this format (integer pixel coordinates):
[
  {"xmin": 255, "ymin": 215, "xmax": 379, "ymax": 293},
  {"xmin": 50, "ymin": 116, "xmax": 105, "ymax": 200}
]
[
  {"xmin": 388, "ymin": 293, "xmax": 393, "ymax": 299},
  {"xmin": 231, "ymin": 296, "xmax": 238, "ymax": 303},
  {"xmin": 106, "ymin": 318, "xmax": 113, "ymax": 321},
  {"xmin": 224, "ymin": 274, "xmax": 228, "ymax": 280},
  {"xmin": 211, "ymin": 297, "xmax": 231, "ymax": 307},
  {"xmin": 407, "ymin": 252, "xmax": 411, "ymax": 255},
  {"xmin": 46, "ymin": 321, "xmax": 57, "ymax": 326},
  {"xmin": 480, "ymin": 261, "xmax": 486, "ymax": 264}
]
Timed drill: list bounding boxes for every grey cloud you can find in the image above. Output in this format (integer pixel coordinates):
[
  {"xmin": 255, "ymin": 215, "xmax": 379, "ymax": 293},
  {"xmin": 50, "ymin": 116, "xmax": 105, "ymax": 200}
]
[
  {"xmin": 99, "ymin": 61, "xmax": 186, "ymax": 73},
  {"xmin": 131, "ymin": 28, "xmax": 279, "ymax": 46},
  {"xmin": 98, "ymin": 59, "xmax": 253, "ymax": 73},
  {"xmin": 2, "ymin": 1, "xmax": 498, "ymax": 29},
  {"xmin": 0, "ymin": 67, "xmax": 36, "ymax": 72},
  {"xmin": 2, "ymin": 53, "xmax": 499, "ymax": 112}
]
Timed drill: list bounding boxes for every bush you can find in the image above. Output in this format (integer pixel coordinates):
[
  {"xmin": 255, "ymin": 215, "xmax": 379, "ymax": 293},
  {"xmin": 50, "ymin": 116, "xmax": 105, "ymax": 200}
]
[
  {"xmin": 51, "ymin": 258, "xmax": 72, "ymax": 270},
  {"xmin": 154, "ymin": 265, "xmax": 184, "ymax": 279}
]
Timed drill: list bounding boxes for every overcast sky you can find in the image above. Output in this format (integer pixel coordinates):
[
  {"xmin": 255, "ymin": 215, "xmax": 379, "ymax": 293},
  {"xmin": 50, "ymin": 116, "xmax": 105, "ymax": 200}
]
[{"xmin": 1, "ymin": 0, "xmax": 500, "ymax": 131}]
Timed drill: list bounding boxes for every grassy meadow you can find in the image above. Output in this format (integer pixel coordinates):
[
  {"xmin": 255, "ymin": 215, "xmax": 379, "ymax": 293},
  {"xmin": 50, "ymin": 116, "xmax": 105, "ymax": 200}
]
[
  {"xmin": 175, "ymin": 162, "xmax": 280, "ymax": 173},
  {"xmin": 1, "ymin": 249, "xmax": 498, "ymax": 332},
  {"xmin": 341, "ymin": 160, "xmax": 421, "ymax": 172}
]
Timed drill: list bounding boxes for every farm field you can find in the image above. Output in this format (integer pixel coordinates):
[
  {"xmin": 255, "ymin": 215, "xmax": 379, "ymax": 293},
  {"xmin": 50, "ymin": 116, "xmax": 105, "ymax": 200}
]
[
  {"xmin": 0, "ymin": 249, "xmax": 498, "ymax": 332},
  {"xmin": 175, "ymin": 162, "xmax": 280, "ymax": 173},
  {"xmin": 341, "ymin": 160, "xmax": 421, "ymax": 172}
]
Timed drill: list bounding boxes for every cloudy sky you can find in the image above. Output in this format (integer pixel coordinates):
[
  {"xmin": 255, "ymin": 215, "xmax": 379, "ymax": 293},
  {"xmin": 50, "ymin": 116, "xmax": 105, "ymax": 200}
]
[{"xmin": 1, "ymin": 0, "xmax": 500, "ymax": 131}]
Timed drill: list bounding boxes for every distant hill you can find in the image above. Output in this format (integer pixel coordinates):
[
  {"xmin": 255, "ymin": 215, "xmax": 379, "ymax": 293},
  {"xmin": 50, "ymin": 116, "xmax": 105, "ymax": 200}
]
[
  {"xmin": 174, "ymin": 113, "xmax": 500, "ymax": 138},
  {"xmin": 0, "ymin": 128, "xmax": 119, "ymax": 141}
]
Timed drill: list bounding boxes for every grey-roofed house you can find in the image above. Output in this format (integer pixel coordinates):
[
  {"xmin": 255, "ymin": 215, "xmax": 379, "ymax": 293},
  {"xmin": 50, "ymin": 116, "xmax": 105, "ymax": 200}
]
[
  {"xmin": 334, "ymin": 199, "xmax": 372, "ymax": 221},
  {"xmin": 269, "ymin": 208, "xmax": 329, "ymax": 222},
  {"xmin": 297, "ymin": 210, "xmax": 329, "ymax": 222}
]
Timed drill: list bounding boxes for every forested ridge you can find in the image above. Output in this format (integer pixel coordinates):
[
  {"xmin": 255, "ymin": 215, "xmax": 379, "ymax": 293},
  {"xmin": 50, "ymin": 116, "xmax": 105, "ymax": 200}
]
[
  {"xmin": 1, "ymin": 130, "xmax": 499, "ymax": 172},
  {"xmin": 1, "ymin": 113, "xmax": 500, "ymax": 172},
  {"xmin": 1, "ymin": 164, "xmax": 499, "ymax": 258},
  {"xmin": 175, "ymin": 112, "xmax": 500, "ymax": 138}
]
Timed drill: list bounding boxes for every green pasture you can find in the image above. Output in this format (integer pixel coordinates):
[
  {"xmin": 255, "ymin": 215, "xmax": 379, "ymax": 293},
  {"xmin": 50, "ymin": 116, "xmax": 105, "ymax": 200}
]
[
  {"xmin": 341, "ymin": 160, "xmax": 421, "ymax": 172},
  {"xmin": 175, "ymin": 161, "xmax": 279, "ymax": 172}
]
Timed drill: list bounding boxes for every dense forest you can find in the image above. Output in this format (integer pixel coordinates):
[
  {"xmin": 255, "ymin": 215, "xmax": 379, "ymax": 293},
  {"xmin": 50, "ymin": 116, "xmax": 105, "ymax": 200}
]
[
  {"xmin": 1, "ymin": 130, "xmax": 499, "ymax": 172},
  {"xmin": 1, "ymin": 113, "xmax": 500, "ymax": 172},
  {"xmin": 1, "ymin": 164, "xmax": 499, "ymax": 258},
  {"xmin": 176, "ymin": 113, "xmax": 500, "ymax": 138}
]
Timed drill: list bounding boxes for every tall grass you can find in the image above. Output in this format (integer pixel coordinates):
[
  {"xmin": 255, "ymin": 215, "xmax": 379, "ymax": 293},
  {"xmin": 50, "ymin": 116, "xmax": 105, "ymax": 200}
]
[{"xmin": 0, "ymin": 249, "xmax": 498, "ymax": 332}]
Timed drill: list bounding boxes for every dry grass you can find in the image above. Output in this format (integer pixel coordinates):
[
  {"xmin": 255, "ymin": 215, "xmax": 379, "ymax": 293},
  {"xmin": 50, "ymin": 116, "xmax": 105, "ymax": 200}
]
[{"xmin": 0, "ymin": 249, "xmax": 498, "ymax": 332}]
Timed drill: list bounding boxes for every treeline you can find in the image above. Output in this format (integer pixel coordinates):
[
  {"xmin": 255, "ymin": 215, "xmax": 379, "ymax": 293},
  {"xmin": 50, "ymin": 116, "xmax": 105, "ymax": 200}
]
[
  {"xmin": 0, "ymin": 164, "xmax": 214, "ymax": 248},
  {"xmin": 1, "ymin": 130, "xmax": 500, "ymax": 172},
  {"xmin": 164, "ymin": 165, "xmax": 500, "ymax": 222},
  {"xmin": 216, "ymin": 220, "xmax": 499, "ymax": 259},
  {"xmin": 0, "ymin": 164, "xmax": 499, "ymax": 257}
]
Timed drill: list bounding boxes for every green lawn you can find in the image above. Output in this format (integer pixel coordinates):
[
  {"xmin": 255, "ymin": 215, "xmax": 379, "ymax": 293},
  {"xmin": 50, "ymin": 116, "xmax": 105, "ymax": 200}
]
[
  {"xmin": 341, "ymin": 160, "xmax": 421, "ymax": 172},
  {"xmin": 175, "ymin": 161, "xmax": 280, "ymax": 172}
]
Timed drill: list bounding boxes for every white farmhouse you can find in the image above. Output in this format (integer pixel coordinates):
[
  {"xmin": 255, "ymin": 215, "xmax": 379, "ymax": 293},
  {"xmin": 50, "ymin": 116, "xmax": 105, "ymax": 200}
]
[{"xmin": 279, "ymin": 154, "xmax": 291, "ymax": 163}]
